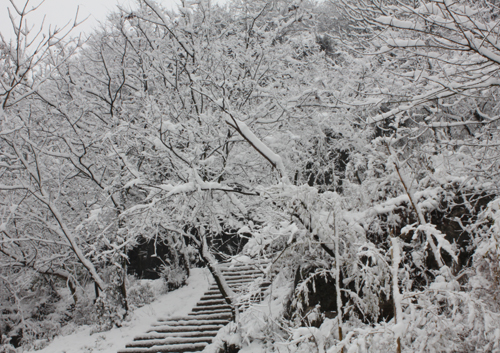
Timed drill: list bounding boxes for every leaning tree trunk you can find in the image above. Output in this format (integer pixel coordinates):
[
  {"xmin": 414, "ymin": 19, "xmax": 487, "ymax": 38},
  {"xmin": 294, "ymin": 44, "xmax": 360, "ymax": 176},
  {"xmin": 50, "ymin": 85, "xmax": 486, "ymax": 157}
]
[{"xmin": 199, "ymin": 234, "xmax": 239, "ymax": 321}]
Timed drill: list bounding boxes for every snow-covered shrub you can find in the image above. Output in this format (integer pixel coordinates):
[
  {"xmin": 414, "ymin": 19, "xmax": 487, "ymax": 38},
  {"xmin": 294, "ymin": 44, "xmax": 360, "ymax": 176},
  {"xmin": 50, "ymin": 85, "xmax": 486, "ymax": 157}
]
[
  {"xmin": 78, "ymin": 267, "xmax": 128, "ymax": 333},
  {"xmin": 203, "ymin": 323, "xmax": 242, "ymax": 353},
  {"xmin": 71, "ymin": 283, "xmax": 122, "ymax": 331},
  {"xmin": 19, "ymin": 319, "xmax": 61, "ymax": 351},
  {"xmin": 0, "ymin": 344, "xmax": 16, "ymax": 353},
  {"xmin": 72, "ymin": 296, "xmax": 94, "ymax": 326},
  {"xmin": 160, "ymin": 264, "xmax": 188, "ymax": 291},
  {"xmin": 126, "ymin": 278, "xmax": 156, "ymax": 309},
  {"xmin": 0, "ymin": 273, "xmax": 72, "ymax": 350},
  {"xmin": 90, "ymin": 293, "xmax": 127, "ymax": 334}
]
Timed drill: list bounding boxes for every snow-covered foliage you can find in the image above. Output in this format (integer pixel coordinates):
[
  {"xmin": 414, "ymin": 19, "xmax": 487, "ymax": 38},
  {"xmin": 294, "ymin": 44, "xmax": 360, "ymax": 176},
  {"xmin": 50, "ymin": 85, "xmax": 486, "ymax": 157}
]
[{"xmin": 2, "ymin": 0, "xmax": 500, "ymax": 351}]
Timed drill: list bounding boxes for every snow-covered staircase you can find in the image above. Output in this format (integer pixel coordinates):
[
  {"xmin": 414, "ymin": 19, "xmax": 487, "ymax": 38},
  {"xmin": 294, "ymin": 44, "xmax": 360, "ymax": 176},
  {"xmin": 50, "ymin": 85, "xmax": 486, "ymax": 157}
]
[{"xmin": 117, "ymin": 259, "xmax": 271, "ymax": 353}]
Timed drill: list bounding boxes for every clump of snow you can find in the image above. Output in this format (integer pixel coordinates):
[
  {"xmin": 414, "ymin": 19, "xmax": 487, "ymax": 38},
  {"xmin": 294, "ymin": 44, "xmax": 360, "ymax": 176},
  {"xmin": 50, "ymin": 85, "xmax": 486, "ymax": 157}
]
[
  {"xmin": 229, "ymin": 255, "xmax": 252, "ymax": 264},
  {"xmin": 483, "ymin": 197, "xmax": 500, "ymax": 234},
  {"xmin": 25, "ymin": 268, "xmax": 211, "ymax": 353}
]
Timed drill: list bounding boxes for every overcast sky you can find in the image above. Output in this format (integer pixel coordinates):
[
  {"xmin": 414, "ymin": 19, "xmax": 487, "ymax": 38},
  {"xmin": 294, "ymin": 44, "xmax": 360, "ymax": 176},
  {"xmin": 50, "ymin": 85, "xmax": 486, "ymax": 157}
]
[{"xmin": 0, "ymin": 0, "xmax": 215, "ymax": 41}]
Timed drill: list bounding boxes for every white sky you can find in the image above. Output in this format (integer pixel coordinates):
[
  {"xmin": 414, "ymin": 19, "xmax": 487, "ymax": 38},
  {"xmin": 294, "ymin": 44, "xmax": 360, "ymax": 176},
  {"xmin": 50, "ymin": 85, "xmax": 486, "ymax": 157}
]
[{"xmin": 0, "ymin": 0, "xmax": 212, "ymax": 41}]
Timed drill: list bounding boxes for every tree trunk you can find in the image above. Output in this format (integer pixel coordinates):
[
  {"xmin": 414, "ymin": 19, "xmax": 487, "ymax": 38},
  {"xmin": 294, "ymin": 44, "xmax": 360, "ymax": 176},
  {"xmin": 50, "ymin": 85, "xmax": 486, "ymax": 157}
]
[
  {"xmin": 199, "ymin": 234, "xmax": 239, "ymax": 321},
  {"xmin": 120, "ymin": 259, "xmax": 129, "ymax": 315}
]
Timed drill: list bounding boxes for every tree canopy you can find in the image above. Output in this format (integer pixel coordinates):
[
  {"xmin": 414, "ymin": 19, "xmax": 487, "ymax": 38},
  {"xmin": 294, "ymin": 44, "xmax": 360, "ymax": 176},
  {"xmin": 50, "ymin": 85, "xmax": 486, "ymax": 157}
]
[{"xmin": 1, "ymin": 0, "xmax": 500, "ymax": 351}]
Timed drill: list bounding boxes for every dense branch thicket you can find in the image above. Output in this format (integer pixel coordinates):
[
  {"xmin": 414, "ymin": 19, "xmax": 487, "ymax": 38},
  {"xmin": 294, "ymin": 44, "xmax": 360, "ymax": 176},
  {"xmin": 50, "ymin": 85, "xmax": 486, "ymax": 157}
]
[{"xmin": 1, "ymin": 0, "xmax": 500, "ymax": 352}]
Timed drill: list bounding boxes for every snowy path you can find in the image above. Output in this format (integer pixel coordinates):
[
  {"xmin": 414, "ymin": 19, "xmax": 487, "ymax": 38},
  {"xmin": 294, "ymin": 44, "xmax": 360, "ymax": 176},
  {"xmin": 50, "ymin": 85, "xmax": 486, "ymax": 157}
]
[
  {"xmin": 117, "ymin": 260, "xmax": 271, "ymax": 353},
  {"xmin": 27, "ymin": 268, "xmax": 211, "ymax": 353}
]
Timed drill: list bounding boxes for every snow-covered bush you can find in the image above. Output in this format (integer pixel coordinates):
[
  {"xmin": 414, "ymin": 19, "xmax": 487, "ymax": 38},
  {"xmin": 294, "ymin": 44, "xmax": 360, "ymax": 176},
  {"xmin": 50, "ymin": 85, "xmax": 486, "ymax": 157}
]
[
  {"xmin": 0, "ymin": 272, "xmax": 71, "ymax": 350},
  {"xmin": 90, "ymin": 294, "xmax": 127, "ymax": 334},
  {"xmin": 160, "ymin": 264, "xmax": 188, "ymax": 291},
  {"xmin": 0, "ymin": 344, "xmax": 16, "ymax": 353},
  {"xmin": 126, "ymin": 278, "xmax": 157, "ymax": 309}
]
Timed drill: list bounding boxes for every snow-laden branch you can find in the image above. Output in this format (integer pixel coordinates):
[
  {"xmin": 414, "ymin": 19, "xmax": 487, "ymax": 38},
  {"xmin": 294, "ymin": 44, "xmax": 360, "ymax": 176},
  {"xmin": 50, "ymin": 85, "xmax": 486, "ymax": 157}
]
[
  {"xmin": 387, "ymin": 143, "xmax": 447, "ymax": 268},
  {"xmin": 346, "ymin": 0, "xmax": 500, "ymax": 126},
  {"xmin": 142, "ymin": 0, "xmax": 194, "ymax": 58},
  {"xmin": 224, "ymin": 115, "xmax": 289, "ymax": 184},
  {"xmin": 46, "ymin": 195, "xmax": 106, "ymax": 291},
  {"xmin": 0, "ymin": 184, "xmax": 27, "ymax": 190},
  {"xmin": 342, "ymin": 187, "xmax": 442, "ymax": 226},
  {"xmin": 123, "ymin": 169, "xmax": 260, "ymax": 216}
]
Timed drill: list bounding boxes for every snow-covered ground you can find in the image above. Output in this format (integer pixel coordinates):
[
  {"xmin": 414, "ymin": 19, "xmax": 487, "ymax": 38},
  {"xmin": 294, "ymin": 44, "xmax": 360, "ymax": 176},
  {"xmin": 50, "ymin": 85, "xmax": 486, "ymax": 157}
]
[{"xmin": 27, "ymin": 268, "xmax": 211, "ymax": 353}]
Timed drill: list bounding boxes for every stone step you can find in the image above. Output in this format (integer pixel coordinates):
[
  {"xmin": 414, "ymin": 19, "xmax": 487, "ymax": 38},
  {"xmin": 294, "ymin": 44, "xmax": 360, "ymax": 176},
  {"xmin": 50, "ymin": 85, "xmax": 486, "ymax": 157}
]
[
  {"xmin": 199, "ymin": 290, "xmax": 223, "ymax": 295},
  {"xmin": 207, "ymin": 284, "xmax": 249, "ymax": 291},
  {"xmin": 220, "ymin": 270, "xmax": 262, "ymax": 276},
  {"xmin": 196, "ymin": 298, "xmax": 227, "ymax": 305},
  {"xmin": 222, "ymin": 266, "xmax": 263, "ymax": 271},
  {"xmin": 204, "ymin": 289, "xmax": 224, "ymax": 295},
  {"xmin": 188, "ymin": 308, "xmax": 232, "ymax": 316},
  {"xmin": 219, "ymin": 259, "xmax": 271, "ymax": 266},
  {"xmin": 199, "ymin": 295, "xmax": 224, "ymax": 301},
  {"xmin": 127, "ymin": 336, "xmax": 212, "ymax": 348},
  {"xmin": 206, "ymin": 282, "xmax": 260, "ymax": 291},
  {"xmin": 192, "ymin": 304, "xmax": 231, "ymax": 312},
  {"xmin": 223, "ymin": 277, "xmax": 258, "ymax": 283},
  {"xmin": 218, "ymin": 264, "xmax": 270, "ymax": 271},
  {"xmin": 151, "ymin": 319, "xmax": 229, "ymax": 327},
  {"xmin": 117, "ymin": 342, "xmax": 207, "ymax": 353},
  {"xmin": 133, "ymin": 331, "xmax": 220, "ymax": 341},
  {"xmin": 208, "ymin": 281, "xmax": 271, "ymax": 291},
  {"xmin": 219, "ymin": 268, "xmax": 266, "ymax": 274},
  {"xmin": 207, "ymin": 284, "xmax": 253, "ymax": 291},
  {"xmin": 221, "ymin": 275, "xmax": 262, "ymax": 281},
  {"xmin": 212, "ymin": 276, "xmax": 268, "ymax": 283},
  {"xmin": 162, "ymin": 313, "xmax": 232, "ymax": 321},
  {"xmin": 148, "ymin": 324, "xmax": 225, "ymax": 333}
]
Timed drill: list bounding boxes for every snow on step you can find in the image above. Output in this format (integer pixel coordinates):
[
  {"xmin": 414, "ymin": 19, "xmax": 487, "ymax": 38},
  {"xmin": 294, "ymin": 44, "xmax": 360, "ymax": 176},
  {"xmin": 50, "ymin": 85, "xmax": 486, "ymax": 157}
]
[
  {"xmin": 223, "ymin": 276, "xmax": 257, "ymax": 280},
  {"xmin": 221, "ymin": 272, "xmax": 262, "ymax": 277},
  {"xmin": 192, "ymin": 304, "xmax": 231, "ymax": 311},
  {"xmin": 117, "ymin": 342, "xmax": 207, "ymax": 353},
  {"xmin": 221, "ymin": 278, "xmax": 257, "ymax": 284},
  {"xmin": 208, "ymin": 281, "xmax": 271, "ymax": 291},
  {"xmin": 189, "ymin": 305, "xmax": 231, "ymax": 313},
  {"xmin": 199, "ymin": 296, "xmax": 224, "ymax": 302},
  {"xmin": 221, "ymin": 268, "xmax": 263, "ymax": 274},
  {"xmin": 160, "ymin": 313, "xmax": 231, "ymax": 321},
  {"xmin": 199, "ymin": 292, "xmax": 224, "ymax": 298},
  {"xmin": 188, "ymin": 309, "xmax": 232, "ymax": 317},
  {"xmin": 184, "ymin": 312, "xmax": 232, "ymax": 320},
  {"xmin": 220, "ymin": 267, "xmax": 265, "ymax": 273},
  {"xmin": 148, "ymin": 324, "xmax": 225, "ymax": 333},
  {"xmin": 196, "ymin": 298, "xmax": 227, "ymax": 305},
  {"xmin": 222, "ymin": 264, "xmax": 267, "ymax": 269},
  {"xmin": 133, "ymin": 331, "xmax": 220, "ymax": 341},
  {"xmin": 152, "ymin": 319, "xmax": 229, "ymax": 326},
  {"xmin": 126, "ymin": 336, "xmax": 212, "ymax": 347}
]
